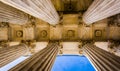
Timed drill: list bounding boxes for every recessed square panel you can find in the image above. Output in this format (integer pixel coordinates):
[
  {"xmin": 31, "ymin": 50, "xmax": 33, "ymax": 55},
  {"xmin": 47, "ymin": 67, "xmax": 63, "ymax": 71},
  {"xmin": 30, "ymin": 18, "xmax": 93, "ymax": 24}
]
[
  {"xmin": 36, "ymin": 27, "xmax": 50, "ymax": 41},
  {"xmin": 95, "ymin": 30, "xmax": 102, "ymax": 37},
  {"xmin": 40, "ymin": 30, "xmax": 48, "ymax": 38},
  {"xmin": 16, "ymin": 30, "xmax": 23, "ymax": 38},
  {"xmin": 62, "ymin": 27, "xmax": 78, "ymax": 41},
  {"xmin": 67, "ymin": 30, "xmax": 75, "ymax": 37}
]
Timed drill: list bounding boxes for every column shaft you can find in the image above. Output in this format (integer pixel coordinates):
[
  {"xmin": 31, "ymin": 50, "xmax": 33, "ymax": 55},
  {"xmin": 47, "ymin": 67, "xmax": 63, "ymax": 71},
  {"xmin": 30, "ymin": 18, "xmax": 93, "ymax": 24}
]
[
  {"xmin": 0, "ymin": 2, "xmax": 29, "ymax": 25},
  {"xmin": 9, "ymin": 42, "xmax": 59, "ymax": 71},
  {"xmin": 83, "ymin": 0, "xmax": 120, "ymax": 24},
  {"xmin": 83, "ymin": 44, "xmax": 120, "ymax": 71},
  {"xmin": 0, "ymin": 44, "xmax": 29, "ymax": 67},
  {"xmin": 0, "ymin": 0, "xmax": 59, "ymax": 25}
]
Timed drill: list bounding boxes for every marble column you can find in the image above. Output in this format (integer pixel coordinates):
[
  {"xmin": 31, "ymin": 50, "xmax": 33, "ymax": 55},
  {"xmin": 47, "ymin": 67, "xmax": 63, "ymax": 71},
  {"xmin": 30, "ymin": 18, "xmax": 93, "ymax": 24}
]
[
  {"xmin": 0, "ymin": 43, "xmax": 29, "ymax": 67},
  {"xmin": 83, "ymin": 43, "xmax": 120, "ymax": 71},
  {"xmin": 0, "ymin": 0, "xmax": 60, "ymax": 25},
  {"xmin": 0, "ymin": 2, "xmax": 29, "ymax": 25},
  {"xmin": 9, "ymin": 42, "xmax": 59, "ymax": 71},
  {"xmin": 83, "ymin": 0, "xmax": 120, "ymax": 24}
]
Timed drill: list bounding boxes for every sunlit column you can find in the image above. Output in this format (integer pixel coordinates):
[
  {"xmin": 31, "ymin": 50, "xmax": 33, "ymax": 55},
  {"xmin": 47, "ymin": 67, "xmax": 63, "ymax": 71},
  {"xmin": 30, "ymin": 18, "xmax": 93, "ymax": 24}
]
[
  {"xmin": 0, "ymin": 44, "xmax": 29, "ymax": 67},
  {"xmin": 9, "ymin": 42, "xmax": 59, "ymax": 71},
  {"xmin": 0, "ymin": 2, "xmax": 29, "ymax": 25},
  {"xmin": 83, "ymin": 43, "xmax": 120, "ymax": 71},
  {"xmin": 83, "ymin": 0, "xmax": 120, "ymax": 25},
  {"xmin": 0, "ymin": 0, "xmax": 60, "ymax": 25}
]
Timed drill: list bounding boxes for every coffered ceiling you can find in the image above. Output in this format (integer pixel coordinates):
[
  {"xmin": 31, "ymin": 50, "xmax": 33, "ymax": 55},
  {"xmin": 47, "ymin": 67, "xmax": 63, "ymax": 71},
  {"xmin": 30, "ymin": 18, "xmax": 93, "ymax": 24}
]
[{"xmin": 0, "ymin": 0, "xmax": 120, "ymax": 42}]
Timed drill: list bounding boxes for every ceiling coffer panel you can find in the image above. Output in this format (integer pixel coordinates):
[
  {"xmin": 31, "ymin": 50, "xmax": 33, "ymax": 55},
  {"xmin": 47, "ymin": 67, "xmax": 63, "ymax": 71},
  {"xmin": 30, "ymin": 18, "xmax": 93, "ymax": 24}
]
[
  {"xmin": 0, "ymin": 2, "xmax": 28, "ymax": 25},
  {"xmin": 83, "ymin": 0, "xmax": 120, "ymax": 25},
  {"xmin": 0, "ymin": 0, "xmax": 60, "ymax": 25}
]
